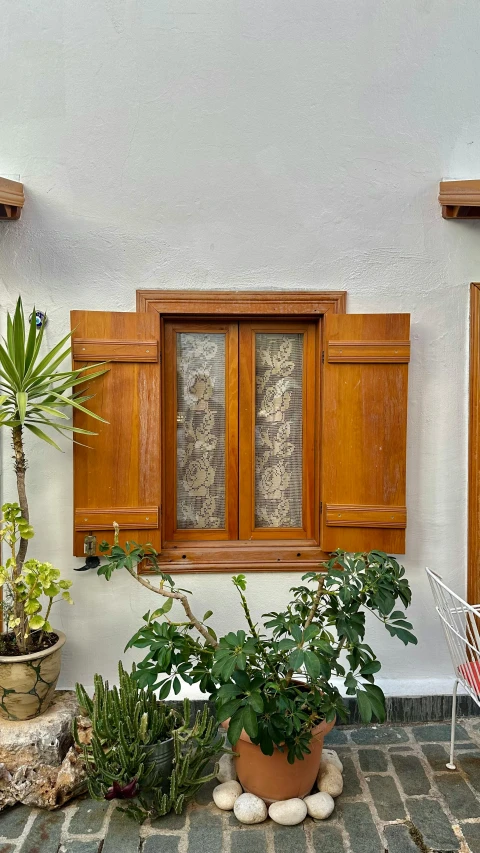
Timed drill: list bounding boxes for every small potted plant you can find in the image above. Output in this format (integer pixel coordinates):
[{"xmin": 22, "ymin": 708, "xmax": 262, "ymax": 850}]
[
  {"xmin": 75, "ymin": 661, "xmax": 227, "ymax": 823},
  {"xmin": 0, "ymin": 503, "xmax": 73, "ymax": 719},
  {"xmin": 94, "ymin": 532, "xmax": 417, "ymax": 802},
  {"xmin": 0, "ymin": 298, "xmax": 106, "ymax": 720}
]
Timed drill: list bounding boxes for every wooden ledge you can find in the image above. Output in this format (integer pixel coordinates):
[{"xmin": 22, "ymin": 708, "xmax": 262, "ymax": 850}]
[
  {"xmin": 0, "ymin": 177, "xmax": 24, "ymax": 220},
  {"xmin": 439, "ymin": 180, "xmax": 480, "ymax": 219}
]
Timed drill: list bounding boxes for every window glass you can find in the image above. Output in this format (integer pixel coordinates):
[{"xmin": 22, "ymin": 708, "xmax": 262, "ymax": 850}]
[
  {"xmin": 176, "ymin": 333, "xmax": 226, "ymax": 529},
  {"xmin": 254, "ymin": 333, "xmax": 303, "ymax": 528}
]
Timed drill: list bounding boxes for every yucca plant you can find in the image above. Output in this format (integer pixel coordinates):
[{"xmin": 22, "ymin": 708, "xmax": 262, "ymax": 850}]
[{"xmin": 0, "ymin": 298, "xmax": 107, "ymax": 651}]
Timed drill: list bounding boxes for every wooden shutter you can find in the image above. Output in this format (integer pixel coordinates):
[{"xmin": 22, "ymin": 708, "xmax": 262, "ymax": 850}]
[
  {"xmin": 321, "ymin": 314, "xmax": 410, "ymax": 554},
  {"xmin": 71, "ymin": 311, "xmax": 160, "ymax": 556}
]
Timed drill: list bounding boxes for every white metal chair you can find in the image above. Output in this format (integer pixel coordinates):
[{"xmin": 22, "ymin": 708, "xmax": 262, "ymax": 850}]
[{"xmin": 426, "ymin": 567, "xmax": 480, "ymax": 769}]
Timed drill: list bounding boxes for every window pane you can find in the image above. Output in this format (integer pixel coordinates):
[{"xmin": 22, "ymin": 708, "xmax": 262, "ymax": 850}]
[
  {"xmin": 176, "ymin": 333, "xmax": 226, "ymax": 529},
  {"xmin": 255, "ymin": 333, "xmax": 303, "ymax": 528}
]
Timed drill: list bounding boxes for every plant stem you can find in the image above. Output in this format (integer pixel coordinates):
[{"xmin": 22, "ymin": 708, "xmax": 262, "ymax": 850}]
[
  {"xmin": 12, "ymin": 425, "xmax": 29, "ymax": 571},
  {"xmin": 124, "ymin": 565, "xmax": 219, "ymax": 649},
  {"xmin": 236, "ymin": 586, "xmax": 277, "ymax": 675},
  {"xmin": 285, "ymin": 575, "xmax": 326, "ymax": 687},
  {"xmin": 304, "ymin": 575, "xmax": 325, "ymax": 632},
  {"xmin": 9, "ymin": 429, "xmax": 30, "ymax": 652}
]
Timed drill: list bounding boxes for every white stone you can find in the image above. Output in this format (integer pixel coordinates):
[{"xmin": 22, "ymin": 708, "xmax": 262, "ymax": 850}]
[
  {"xmin": 321, "ymin": 749, "xmax": 343, "ymax": 772},
  {"xmin": 233, "ymin": 792, "xmax": 268, "ymax": 824},
  {"xmin": 268, "ymin": 798, "xmax": 308, "ymax": 826},
  {"xmin": 213, "ymin": 780, "xmax": 242, "ymax": 810},
  {"xmin": 216, "ymin": 753, "xmax": 237, "ymax": 783},
  {"xmin": 303, "ymin": 791, "xmax": 335, "ymax": 820},
  {"xmin": 317, "ymin": 762, "xmax": 344, "ymax": 798}
]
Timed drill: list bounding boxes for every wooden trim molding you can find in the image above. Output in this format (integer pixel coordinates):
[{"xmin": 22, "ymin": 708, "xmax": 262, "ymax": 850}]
[
  {"xmin": 73, "ymin": 338, "xmax": 159, "ymax": 362},
  {"xmin": 136, "ymin": 289, "xmax": 347, "ymax": 316},
  {"xmin": 439, "ymin": 181, "xmax": 480, "ymax": 220},
  {"xmin": 0, "ymin": 177, "xmax": 24, "ymax": 220},
  {"xmin": 325, "ymin": 504, "xmax": 407, "ymax": 528},
  {"xmin": 327, "ymin": 341, "xmax": 410, "ymax": 363},
  {"xmin": 469, "ymin": 284, "xmax": 480, "ymax": 603},
  {"xmin": 75, "ymin": 507, "xmax": 159, "ymax": 531}
]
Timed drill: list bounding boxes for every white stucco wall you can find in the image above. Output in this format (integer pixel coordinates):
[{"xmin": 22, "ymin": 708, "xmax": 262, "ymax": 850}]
[{"xmin": 1, "ymin": 0, "xmax": 480, "ymax": 696}]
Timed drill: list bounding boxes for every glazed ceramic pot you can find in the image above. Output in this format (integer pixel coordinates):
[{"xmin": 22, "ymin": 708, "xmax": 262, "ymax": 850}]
[
  {"xmin": 0, "ymin": 630, "xmax": 66, "ymax": 721},
  {"xmin": 222, "ymin": 716, "xmax": 335, "ymax": 803}
]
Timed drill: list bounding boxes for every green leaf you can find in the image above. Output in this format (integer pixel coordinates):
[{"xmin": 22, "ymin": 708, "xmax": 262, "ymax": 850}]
[
  {"xmin": 159, "ymin": 680, "xmax": 171, "ymax": 700},
  {"xmin": 243, "ymin": 704, "xmax": 258, "ymax": 739},
  {"xmin": 290, "ymin": 624, "xmax": 303, "ymax": 643},
  {"xmin": 16, "ymin": 391, "xmax": 28, "ymax": 423},
  {"xmin": 356, "ymin": 690, "xmax": 372, "ymax": 723},
  {"xmin": 28, "ymin": 614, "xmax": 46, "ymax": 630},
  {"xmin": 288, "ymin": 648, "xmax": 305, "ymax": 671},
  {"xmin": 25, "ymin": 423, "xmax": 62, "ymax": 450},
  {"xmin": 304, "ymin": 649, "xmax": 321, "ymax": 680},
  {"xmin": 217, "ymin": 698, "xmax": 243, "ymax": 723},
  {"xmin": 303, "ymin": 624, "xmax": 320, "ymax": 642},
  {"xmin": 227, "ymin": 709, "xmax": 245, "ymax": 746},
  {"xmin": 247, "ymin": 692, "xmax": 264, "ymax": 713}
]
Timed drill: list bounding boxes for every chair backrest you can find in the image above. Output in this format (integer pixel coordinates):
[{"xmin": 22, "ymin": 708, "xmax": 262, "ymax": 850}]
[{"xmin": 426, "ymin": 567, "xmax": 480, "ymax": 706}]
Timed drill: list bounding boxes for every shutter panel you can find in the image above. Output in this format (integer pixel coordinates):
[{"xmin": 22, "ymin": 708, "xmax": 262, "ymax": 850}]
[
  {"xmin": 71, "ymin": 311, "xmax": 160, "ymax": 556},
  {"xmin": 321, "ymin": 313, "xmax": 410, "ymax": 554}
]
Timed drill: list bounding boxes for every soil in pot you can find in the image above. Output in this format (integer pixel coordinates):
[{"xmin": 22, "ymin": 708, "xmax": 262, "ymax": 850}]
[
  {"xmin": 222, "ymin": 717, "xmax": 335, "ymax": 803},
  {"xmin": 0, "ymin": 630, "xmax": 66, "ymax": 721}
]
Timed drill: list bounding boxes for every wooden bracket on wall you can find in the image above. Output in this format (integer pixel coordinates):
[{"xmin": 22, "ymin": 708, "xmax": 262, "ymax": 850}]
[
  {"xmin": 0, "ymin": 177, "xmax": 25, "ymax": 220},
  {"xmin": 439, "ymin": 180, "xmax": 480, "ymax": 219}
]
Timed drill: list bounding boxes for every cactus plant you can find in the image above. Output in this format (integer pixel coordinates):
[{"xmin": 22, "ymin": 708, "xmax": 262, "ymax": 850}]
[{"xmin": 74, "ymin": 662, "xmax": 227, "ymax": 822}]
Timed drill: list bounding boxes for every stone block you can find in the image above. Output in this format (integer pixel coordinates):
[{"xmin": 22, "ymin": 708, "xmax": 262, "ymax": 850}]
[
  {"xmin": 412, "ymin": 723, "xmax": 469, "ymax": 743},
  {"xmin": 390, "ymin": 753, "xmax": 431, "ymax": 796},
  {"xmin": 0, "ymin": 692, "xmax": 87, "ymax": 812},
  {"xmin": 358, "ymin": 749, "xmax": 388, "ymax": 772},
  {"xmin": 350, "ymin": 727, "xmax": 408, "ymax": 745},
  {"xmin": 406, "ymin": 797, "xmax": 459, "ymax": 851},
  {"xmin": 341, "ymin": 802, "xmax": 383, "ymax": 853},
  {"xmin": 435, "ymin": 771, "xmax": 480, "ymax": 820},
  {"xmin": 271, "ymin": 824, "xmax": 306, "ymax": 853},
  {"xmin": 231, "ymin": 828, "xmax": 267, "ymax": 853},
  {"xmin": 0, "ymin": 747, "xmax": 87, "ymax": 812},
  {"xmin": 366, "ymin": 775, "xmax": 406, "ymax": 821},
  {"xmin": 383, "ymin": 824, "xmax": 422, "ymax": 853},
  {"xmin": 0, "ymin": 691, "xmax": 78, "ymax": 771}
]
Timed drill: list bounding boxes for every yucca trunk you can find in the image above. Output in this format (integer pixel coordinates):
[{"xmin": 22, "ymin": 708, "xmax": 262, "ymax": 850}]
[{"xmin": 12, "ymin": 425, "xmax": 29, "ymax": 650}]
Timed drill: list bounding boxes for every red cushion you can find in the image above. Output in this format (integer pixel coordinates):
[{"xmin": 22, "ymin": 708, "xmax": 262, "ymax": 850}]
[{"xmin": 459, "ymin": 661, "xmax": 480, "ymax": 692}]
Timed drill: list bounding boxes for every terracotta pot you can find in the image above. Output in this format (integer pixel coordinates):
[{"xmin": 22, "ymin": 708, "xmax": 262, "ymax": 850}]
[
  {"xmin": 222, "ymin": 715, "xmax": 335, "ymax": 803},
  {"xmin": 0, "ymin": 630, "xmax": 66, "ymax": 721}
]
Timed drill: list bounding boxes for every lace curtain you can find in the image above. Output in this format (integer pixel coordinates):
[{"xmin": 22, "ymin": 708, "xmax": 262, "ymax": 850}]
[
  {"xmin": 176, "ymin": 333, "xmax": 226, "ymax": 529},
  {"xmin": 254, "ymin": 333, "xmax": 303, "ymax": 528}
]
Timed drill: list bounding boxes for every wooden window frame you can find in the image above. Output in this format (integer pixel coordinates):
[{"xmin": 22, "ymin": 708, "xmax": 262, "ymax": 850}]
[
  {"xmin": 238, "ymin": 319, "xmax": 317, "ymax": 542},
  {"xmin": 136, "ymin": 289, "xmax": 346, "ymax": 573}
]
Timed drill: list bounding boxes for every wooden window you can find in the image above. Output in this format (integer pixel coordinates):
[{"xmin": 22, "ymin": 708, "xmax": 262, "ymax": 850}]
[{"xmin": 71, "ymin": 292, "xmax": 410, "ymax": 572}]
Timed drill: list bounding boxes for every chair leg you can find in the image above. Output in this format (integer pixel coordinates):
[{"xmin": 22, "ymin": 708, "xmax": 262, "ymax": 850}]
[{"xmin": 447, "ymin": 679, "xmax": 459, "ymax": 770}]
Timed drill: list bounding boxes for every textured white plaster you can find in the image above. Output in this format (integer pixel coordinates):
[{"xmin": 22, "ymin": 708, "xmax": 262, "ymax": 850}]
[{"xmin": 1, "ymin": 0, "xmax": 480, "ymax": 695}]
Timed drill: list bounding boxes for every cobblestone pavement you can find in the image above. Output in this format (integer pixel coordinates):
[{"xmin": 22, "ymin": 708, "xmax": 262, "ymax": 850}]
[{"xmin": 4, "ymin": 719, "xmax": 480, "ymax": 852}]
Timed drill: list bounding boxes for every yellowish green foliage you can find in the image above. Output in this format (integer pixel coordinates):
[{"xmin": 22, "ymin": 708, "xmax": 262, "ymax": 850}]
[{"xmin": 0, "ymin": 502, "xmax": 72, "ymax": 650}]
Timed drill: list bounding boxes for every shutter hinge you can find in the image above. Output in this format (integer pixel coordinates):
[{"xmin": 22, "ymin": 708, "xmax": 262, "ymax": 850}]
[
  {"xmin": 322, "ymin": 351, "xmax": 325, "ymax": 364},
  {"xmin": 159, "ymin": 352, "xmax": 162, "ymax": 364},
  {"xmin": 320, "ymin": 501, "xmax": 323, "ymax": 513}
]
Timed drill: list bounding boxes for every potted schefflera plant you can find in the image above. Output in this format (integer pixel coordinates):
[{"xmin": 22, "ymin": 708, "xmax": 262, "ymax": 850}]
[
  {"xmin": 0, "ymin": 299, "xmax": 106, "ymax": 720},
  {"xmin": 96, "ymin": 532, "xmax": 417, "ymax": 803}
]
